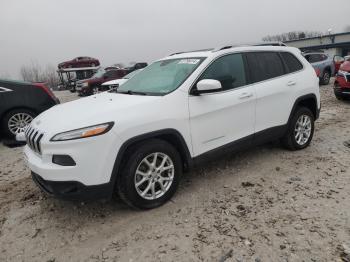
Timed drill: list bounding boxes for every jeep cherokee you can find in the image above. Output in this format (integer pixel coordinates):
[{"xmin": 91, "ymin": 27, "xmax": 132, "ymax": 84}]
[{"xmin": 23, "ymin": 45, "xmax": 320, "ymax": 209}]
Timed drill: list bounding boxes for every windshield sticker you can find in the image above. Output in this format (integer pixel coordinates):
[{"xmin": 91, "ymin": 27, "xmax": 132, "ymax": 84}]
[{"xmin": 178, "ymin": 59, "xmax": 200, "ymax": 65}]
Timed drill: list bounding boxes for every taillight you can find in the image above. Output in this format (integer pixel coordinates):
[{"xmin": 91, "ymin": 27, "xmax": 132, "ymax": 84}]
[
  {"xmin": 314, "ymin": 68, "xmax": 321, "ymax": 77},
  {"xmin": 34, "ymin": 83, "xmax": 56, "ymax": 100}
]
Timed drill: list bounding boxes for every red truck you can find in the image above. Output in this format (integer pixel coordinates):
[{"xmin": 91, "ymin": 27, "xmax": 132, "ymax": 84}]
[
  {"xmin": 75, "ymin": 68, "xmax": 127, "ymax": 96},
  {"xmin": 58, "ymin": 56, "xmax": 100, "ymax": 69}
]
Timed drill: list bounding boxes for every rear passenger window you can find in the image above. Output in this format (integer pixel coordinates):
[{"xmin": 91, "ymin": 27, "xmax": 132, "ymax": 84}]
[
  {"xmin": 246, "ymin": 52, "xmax": 285, "ymax": 83},
  {"xmin": 305, "ymin": 54, "xmax": 323, "ymax": 63},
  {"xmin": 198, "ymin": 53, "xmax": 246, "ymax": 91},
  {"xmin": 280, "ymin": 52, "xmax": 303, "ymax": 73}
]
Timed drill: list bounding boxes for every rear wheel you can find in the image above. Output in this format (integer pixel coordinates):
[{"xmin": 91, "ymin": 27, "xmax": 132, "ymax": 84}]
[
  {"xmin": 1, "ymin": 109, "xmax": 36, "ymax": 138},
  {"xmin": 281, "ymin": 107, "xmax": 314, "ymax": 150},
  {"xmin": 320, "ymin": 70, "xmax": 330, "ymax": 85},
  {"xmin": 116, "ymin": 139, "xmax": 182, "ymax": 209}
]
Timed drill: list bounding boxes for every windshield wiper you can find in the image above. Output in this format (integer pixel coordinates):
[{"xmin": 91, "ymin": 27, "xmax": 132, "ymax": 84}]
[{"xmin": 117, "ymin": 90, "xmax": 147, "ymax": 95}]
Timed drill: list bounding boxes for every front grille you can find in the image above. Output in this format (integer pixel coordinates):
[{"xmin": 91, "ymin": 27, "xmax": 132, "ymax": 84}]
[
  {"xmin": 76, "ymin": 82, "xmax": 83, "ymax": 90},
  {"xmin": 25, "ymin": 125, "xmax": 44, "ymax": 154}
]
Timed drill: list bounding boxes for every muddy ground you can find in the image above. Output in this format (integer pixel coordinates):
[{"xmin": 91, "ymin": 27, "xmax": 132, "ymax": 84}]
[{"xmin": 0, "ymin": 82, "xmax": 349, "ymax": 262}]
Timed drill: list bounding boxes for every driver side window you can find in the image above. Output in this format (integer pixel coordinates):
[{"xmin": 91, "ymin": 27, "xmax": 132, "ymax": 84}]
[{"xmin": 198, "ymin": 54, "xmax": 247, "ymax": 91}]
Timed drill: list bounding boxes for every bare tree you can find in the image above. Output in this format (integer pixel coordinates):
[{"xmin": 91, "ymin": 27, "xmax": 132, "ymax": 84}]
[
  {"xmin": 20, "ymin": 61, "xmax": 43, "ymax": 82},
  {"xmin": 20, "ymin": 61, "xmax": 59, "ymax": 88}
]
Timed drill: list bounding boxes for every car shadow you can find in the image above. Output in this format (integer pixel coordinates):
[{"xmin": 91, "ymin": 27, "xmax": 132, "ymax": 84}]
[
  {"xmin": 31, "ymin": 140, "xmax": 283, "ymax": 224},
  {"xmin": 1, "ymin": 137, "xmax": 26, "ymax": 148}
]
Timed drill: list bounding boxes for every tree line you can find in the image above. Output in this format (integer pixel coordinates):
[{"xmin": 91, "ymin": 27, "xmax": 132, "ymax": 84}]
[
  {"xmin": 262, "ymin": 31, "xmax": 323, "ymax": 42},
  {"xmin": 20, "ymin": 61, "xmax": 59, "ymax": 89}
]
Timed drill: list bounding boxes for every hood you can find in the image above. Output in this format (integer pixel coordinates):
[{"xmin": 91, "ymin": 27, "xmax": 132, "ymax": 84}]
[
  {"xmin": 32, "ymin": 92, "xmax": 161, "ymax": 135},
  {"xmin": 340, "ymin": 61, "xmax": 350, "ymax": 72},
  {"xmin": 102, "ymin": 78, "xmax": 127, "ymax": 86}
]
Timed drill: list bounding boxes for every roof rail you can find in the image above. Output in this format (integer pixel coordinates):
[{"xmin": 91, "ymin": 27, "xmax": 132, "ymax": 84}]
[
  {"xmin": 213, "ymin": 41, "xmax": 287, "ymax": 52},
  {"xmin": 212, "ymin": 44, "xmax": 248, "ymax": 52},
  {"xmin": 254, "ymin": 41, "xmax": 287, "ymax": 47},
  {"xmin": 169, "ymin": 48, "xmax": 214, "ymax": 56}
]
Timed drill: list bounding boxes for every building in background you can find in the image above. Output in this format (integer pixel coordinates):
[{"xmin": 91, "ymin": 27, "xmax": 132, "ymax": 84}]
[{"xmin": 286, "ymin": 32, "xmax": 350, "ymax": 57}]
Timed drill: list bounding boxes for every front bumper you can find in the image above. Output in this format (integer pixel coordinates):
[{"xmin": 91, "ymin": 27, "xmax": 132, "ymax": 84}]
[
  {"xmin": 32, "ymin": 172, "xmax": 113, "ymax": 200},
  {"xmin": 24, "ymin": 127, "xmax": 121, "ymax": 200},
  {"xmin": 334, "ymin": 87, "xmax": 350, "ymax": 98},
  {"xmin": 334, "ymin": 75, "xmax": 350, "ymax": 98}
]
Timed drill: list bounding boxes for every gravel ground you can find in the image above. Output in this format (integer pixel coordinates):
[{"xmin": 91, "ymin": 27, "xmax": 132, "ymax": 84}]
[{"xmin": 0, "ymin": 82, "xmax": 349, "ymax": 262}]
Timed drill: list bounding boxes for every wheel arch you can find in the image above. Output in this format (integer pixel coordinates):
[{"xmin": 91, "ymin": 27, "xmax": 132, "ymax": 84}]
[
  {"xmin": 109, "ymin": 129, "xmax": 193, "ymax": 191},
  {"xmin": 288, "ymin": 94, "xmax": 319, "ymax": 127}
]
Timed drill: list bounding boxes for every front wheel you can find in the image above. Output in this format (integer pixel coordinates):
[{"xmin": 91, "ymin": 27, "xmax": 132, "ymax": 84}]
[
  {"xmin": 92, "ymin": 87, "xmax": 100, "ymax": 95},
  {"xmin": 281, "ymin": 107, "xmax": 315, "ymax": 150},
  {"xmin": 116, "ymin": 139, "xmax": 182, "ymax": 209}
]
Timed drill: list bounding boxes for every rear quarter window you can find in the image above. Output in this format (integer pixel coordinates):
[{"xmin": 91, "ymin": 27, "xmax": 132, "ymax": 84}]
[{"xmin": 280, "ymin": 52, "xmax": 303, "ymax": 73}]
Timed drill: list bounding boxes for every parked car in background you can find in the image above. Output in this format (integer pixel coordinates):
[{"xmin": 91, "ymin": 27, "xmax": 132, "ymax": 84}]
[
  {"xmin": 124, "ymin": 62, "xmax": 148, "ymax": 74},
  {"xmin": 101, "ymin": 69, "xmax": 142, "ymax": 91},
  {"xmin": 302, "ymin": 52, "xmax": 335, "ymax": 85},
  {"xmin": 334, "ymin": 59, "xmax": 350, "ymax": 100},
  {"xmin": 23, "ymin": 45, "xmax": 320, "ymax": 209},
  {"xmin": 76, "ymin": 68, "xmax": 127, "ymax": 96},
  {"xmin": 58, "ymin": 56, "xmax": 100, "ymax": 69},
  {"xmin": 0, "ymin": 79, "xmax": 59, "ymax": 138},
  {"xmin": 334, "ymin": 55, "xmax": 345, "ymax": 73}
]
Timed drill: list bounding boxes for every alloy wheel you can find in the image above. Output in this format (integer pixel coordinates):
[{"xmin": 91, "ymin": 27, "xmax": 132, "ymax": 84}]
[
  {"xmin": 294, "ymin": 114, "xmax": 312, "ymax": 146},
  {"xmin": 8, "ymin": 112, "xmax": 33, "ymax": 135},
  {"xmin": 134, "ymin": 152, "xmax": 174, "ymax": 200}
]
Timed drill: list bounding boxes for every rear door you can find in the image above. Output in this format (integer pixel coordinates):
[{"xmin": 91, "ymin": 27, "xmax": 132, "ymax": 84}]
[
  {"xmin": 245, "ymin": 52, "xmax": 296, "ymax": 135},
  {"xmin": 188, "ymin": 53, "xmax": 256, "ymax": 156}
]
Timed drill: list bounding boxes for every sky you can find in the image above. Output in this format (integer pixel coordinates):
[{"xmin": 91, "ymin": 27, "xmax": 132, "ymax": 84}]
[{"xmin": 0, "ymin": 0, "xmax": 349, "ymax": 78}]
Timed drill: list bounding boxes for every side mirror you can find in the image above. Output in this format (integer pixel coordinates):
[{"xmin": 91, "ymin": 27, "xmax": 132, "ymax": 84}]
[{"xmin": 194, "ymin": 79, "xmax": 222, "ymax": 95}]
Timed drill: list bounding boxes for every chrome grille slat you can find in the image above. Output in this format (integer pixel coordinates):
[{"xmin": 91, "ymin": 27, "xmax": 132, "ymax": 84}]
[
  {"xmin": 36, "ymin": 134, "xmax": 44, "ymax": 154},
  {"xmin": 25, "ymin": 125, "xmax": 44, "ymax": 155}
]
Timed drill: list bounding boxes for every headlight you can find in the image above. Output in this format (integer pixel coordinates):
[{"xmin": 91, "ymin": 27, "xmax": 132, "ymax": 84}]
[
  {"xmin": 50, "ymin": 122, "xmax": 114, "ymax": 141},
  {"xmin": 82, "ymin": 82, "xmax": 89, "ymax": 87}
]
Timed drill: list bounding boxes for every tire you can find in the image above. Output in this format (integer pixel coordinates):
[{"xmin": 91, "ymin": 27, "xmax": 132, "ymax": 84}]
[
  {"xmin": 335, "ymin": 95, "xmax": 343, "ymax": 100},
  {"xmin": 320, "ymin": 70, "xmax": 330, "ymax": 85},
  {"xmin": 116, "ymin": 139, "xmax": 182, "ymax": 209},
  {"xmin": 281, "ymin": 107, "xmax": 314, "ymax": 151},
  {"xmin": 92, "ymin": 87, "xmax": 99, "ymax": 95},
  {"xmin": 1, "ymin": 109, "xmax": 36, "ymax": 138}
]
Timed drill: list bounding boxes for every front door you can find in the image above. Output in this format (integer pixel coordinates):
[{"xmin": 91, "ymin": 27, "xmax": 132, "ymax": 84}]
[{"xmin": 188, "ymin": 53, "xmax": 256, "ymax": 156}]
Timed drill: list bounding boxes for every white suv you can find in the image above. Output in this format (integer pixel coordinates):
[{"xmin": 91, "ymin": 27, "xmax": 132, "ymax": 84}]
[{"xmin": 23, "ymin": 45, "xmax": 320, "ymax": 209}]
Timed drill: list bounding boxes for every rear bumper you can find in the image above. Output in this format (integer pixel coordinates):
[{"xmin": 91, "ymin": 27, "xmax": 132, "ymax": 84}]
[{"xmin": 32, "ymin": 172, "xmax": 113, "ymax": 200}]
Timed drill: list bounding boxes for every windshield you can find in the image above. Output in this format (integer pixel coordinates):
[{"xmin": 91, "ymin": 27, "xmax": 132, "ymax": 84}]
[
  {"xmin": 124, "ymin": 69, "xmax": 142, "ymax": 79},
  {"xmin": 91, "ymin": 68, "xmax": 105, "ymax": 78},
  {"xmin": 117, "ymin": 58, "xmax": 205, "ymax": 95}
]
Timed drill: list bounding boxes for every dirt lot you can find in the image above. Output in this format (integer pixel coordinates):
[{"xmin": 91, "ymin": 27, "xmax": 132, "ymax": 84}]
[{"xmin": 0, "ymin": 82, "xmax": 349, "ymax": 262}]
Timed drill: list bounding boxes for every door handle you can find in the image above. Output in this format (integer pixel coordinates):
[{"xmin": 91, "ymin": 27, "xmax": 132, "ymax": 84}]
[
  {"xmin": 239, "ymin": 92, "xmax": 253, "ymax": 99},
  {"xmin": 287, "ymin": 81, "xmax": 296, "ymax": 86}
]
